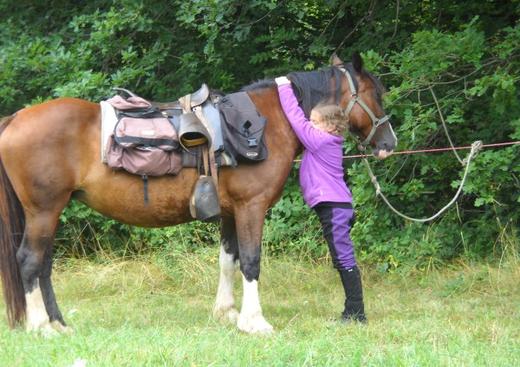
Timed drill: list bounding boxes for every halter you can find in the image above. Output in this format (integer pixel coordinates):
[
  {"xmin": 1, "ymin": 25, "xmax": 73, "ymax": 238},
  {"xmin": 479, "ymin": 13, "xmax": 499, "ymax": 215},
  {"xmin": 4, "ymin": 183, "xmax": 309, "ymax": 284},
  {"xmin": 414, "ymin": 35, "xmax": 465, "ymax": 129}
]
[{"xmin": 339, "ymin": 67, "xmax": 390, "ymax": 148}]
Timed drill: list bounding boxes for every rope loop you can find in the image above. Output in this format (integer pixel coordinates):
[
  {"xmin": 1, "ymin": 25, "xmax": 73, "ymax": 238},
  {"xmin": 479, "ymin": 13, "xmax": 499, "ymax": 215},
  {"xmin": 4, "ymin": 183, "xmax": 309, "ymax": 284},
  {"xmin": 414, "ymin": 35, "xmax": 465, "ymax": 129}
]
[{"xmin": 363, "ymin": 140, "xmax": 482, "ymax": 223}]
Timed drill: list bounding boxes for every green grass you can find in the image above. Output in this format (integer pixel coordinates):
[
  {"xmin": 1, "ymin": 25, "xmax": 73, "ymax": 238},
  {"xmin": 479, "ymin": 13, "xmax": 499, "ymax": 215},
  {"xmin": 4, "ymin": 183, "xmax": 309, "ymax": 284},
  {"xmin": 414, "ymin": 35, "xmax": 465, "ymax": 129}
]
[{"xmin": 0, "ymin": 250, "xmax": 519, "ymax": 366}]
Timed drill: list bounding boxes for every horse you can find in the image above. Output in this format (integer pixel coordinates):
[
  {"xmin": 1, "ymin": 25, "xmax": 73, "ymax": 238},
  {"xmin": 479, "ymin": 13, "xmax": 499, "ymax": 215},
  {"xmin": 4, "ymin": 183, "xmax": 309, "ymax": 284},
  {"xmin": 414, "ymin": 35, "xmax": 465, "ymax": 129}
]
[{"xmin": 0, "ymin": 53, "xmax": 396, "ymax": 335}]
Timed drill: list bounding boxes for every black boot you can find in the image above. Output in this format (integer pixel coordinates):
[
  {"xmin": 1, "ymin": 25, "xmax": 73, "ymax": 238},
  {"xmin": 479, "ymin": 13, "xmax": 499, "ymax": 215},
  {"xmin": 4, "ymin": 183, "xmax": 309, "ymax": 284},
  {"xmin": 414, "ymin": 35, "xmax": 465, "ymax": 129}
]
[{"xmin": 338, "ymin": 266, "xmax": 367, "ymax": 323}]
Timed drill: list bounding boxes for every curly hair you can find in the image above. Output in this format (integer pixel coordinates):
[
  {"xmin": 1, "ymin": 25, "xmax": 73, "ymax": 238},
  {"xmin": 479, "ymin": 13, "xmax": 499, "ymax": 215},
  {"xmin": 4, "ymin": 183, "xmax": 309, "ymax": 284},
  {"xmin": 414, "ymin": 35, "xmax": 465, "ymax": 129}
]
[{"xmin": 311, "ymin": 104, "xmax": 348, "ymax": 136}]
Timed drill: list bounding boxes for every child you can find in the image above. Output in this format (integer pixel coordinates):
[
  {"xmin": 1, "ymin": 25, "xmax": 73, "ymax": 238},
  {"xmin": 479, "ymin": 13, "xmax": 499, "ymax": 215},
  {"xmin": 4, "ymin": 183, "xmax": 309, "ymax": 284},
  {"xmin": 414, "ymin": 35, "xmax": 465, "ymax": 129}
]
[{"xmin": 275, "ymin": 76, "xmax": 367, "ymax": 323}]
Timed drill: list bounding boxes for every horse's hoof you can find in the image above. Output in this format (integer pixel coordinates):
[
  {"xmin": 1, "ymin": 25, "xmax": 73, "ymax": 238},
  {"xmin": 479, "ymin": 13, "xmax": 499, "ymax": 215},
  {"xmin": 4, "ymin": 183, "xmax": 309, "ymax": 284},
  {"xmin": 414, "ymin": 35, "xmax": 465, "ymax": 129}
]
[
  {"xmin": 237, "ymin": 313, "xmax": 274, "ymax": 335},
  {"xmin": 27, "ymin": 320, "xmax": 72, "ymax": 337},
  {"xmin": 213, "ymin": 306, "xmax": 240, "ymax": 325},
  {"xmin": 26, "ymin": 321, "xmax": 58, "ymax": 338},
  {"xmin": 41, "ymin": 324, "xmax": 60, "ymax": 338},
  {"xmin": 51, "ymin": 320, "xmax": 74, "ymax": 334},
  {"xmin": 26, "ymin": 318, "xmax": 50, "ymax": 333}
]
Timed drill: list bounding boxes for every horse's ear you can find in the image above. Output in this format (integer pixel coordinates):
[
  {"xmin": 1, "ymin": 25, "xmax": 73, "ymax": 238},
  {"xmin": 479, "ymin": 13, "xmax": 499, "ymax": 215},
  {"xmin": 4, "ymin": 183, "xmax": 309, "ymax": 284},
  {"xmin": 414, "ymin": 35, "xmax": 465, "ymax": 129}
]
[
  {"xmin": 352, "ymin": 52, "xmax": 363, "ymax": 73},
  {"xmin": 330, "ymin": 53, "xmax": 344, "ymax": 66}
]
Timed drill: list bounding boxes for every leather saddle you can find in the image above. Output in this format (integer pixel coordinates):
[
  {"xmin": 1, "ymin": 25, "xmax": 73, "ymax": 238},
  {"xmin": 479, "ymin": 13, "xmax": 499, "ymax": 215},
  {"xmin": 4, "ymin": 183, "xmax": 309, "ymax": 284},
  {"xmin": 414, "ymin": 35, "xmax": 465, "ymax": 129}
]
[
  {"xmin": 150, "ymin": 84, "xmax": 211, "ymax": 111},
  {"xmin": 109, "ymin": 85, "xmax": 221, "ymax": 222}
]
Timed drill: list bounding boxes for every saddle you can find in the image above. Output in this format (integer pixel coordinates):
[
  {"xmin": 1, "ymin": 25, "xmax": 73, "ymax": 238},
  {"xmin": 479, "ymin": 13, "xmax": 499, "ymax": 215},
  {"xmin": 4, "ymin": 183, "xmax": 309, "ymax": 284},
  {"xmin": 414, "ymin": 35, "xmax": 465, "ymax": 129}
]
[
  {"xmin": 102, "ymin": 84, "xmax": 268, "ymax": 222},
  {"xmin": 105, "ymin": 86, "xmax": 220, "ymax": 221},
  {"xmin": 150, "ymin": 83, "xmax": 210, "ymax": 110}
]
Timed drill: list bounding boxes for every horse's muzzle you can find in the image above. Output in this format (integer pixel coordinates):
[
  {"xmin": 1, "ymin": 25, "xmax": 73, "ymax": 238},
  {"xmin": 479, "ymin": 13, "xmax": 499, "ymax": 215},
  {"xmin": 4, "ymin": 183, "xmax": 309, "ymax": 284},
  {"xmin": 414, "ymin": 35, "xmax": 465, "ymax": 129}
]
[{"xmin": 374, "ymin": 149, "xmax": 393, "ymax": 160}]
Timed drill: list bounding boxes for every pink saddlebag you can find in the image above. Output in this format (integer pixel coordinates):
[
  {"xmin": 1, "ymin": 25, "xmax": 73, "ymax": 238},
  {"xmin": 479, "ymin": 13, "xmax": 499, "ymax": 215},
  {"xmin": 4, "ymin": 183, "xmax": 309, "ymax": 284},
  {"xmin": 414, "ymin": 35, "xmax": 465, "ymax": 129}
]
[{"xmin": 105, "ymin": 95, "xmax": 182, "ymax": 176}]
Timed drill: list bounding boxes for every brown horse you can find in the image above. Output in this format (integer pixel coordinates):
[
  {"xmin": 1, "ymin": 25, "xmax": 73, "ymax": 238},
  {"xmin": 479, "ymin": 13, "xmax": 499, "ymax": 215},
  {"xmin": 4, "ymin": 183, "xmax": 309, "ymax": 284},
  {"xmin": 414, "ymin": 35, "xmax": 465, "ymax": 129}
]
[{"xmin": 0, "ymin": 54, "xmax": 396, "ymax": 335}]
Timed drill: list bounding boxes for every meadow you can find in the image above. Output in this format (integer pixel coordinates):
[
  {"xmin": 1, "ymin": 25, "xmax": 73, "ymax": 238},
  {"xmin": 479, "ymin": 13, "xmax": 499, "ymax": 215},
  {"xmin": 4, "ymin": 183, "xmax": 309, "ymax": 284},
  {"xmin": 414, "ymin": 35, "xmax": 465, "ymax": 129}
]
[{"xmin": 1, "ymin": 249, "xmax": 518, "ymax": 367}]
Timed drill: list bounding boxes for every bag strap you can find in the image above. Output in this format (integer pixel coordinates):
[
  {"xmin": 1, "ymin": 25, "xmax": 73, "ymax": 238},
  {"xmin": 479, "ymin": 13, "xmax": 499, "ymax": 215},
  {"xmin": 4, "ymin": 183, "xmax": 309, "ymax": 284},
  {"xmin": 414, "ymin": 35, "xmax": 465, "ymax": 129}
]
[
  {"xmin": 208, "ymin": 147, "xmax": 218, "ymax": 189},
  {"xmin": 196, "ymin": 108, "xmax": 219, "ymax": 189},
  {"xmin": 113, "ymin": 87, "xmax": 139, "ymax": 99},
  {"xmin": 202, "ymin": 145, "xmax": 210, "ymax": 175},
  {"xmin": 183, "ymin": 94, "xmax": 191, "ymax": 113}
]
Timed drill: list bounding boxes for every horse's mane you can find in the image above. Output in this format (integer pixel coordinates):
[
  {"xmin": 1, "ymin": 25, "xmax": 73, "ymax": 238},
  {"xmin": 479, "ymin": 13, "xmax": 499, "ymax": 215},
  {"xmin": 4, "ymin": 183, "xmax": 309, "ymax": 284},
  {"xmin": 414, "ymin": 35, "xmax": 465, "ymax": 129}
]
[
  {"xmin": 287, "ymin": 67, "xmax": 345, "ymax": 117},
  {"xmin": 241, "ymin": 80, "xmax": 276, "ymax": 92},
  {"xmin": 242, "ymin": 64, "xmax": 385, "ymax": 118},
  {"xmin": 241, "ymin": 68, "xmax": 342, "ymax": 118}
]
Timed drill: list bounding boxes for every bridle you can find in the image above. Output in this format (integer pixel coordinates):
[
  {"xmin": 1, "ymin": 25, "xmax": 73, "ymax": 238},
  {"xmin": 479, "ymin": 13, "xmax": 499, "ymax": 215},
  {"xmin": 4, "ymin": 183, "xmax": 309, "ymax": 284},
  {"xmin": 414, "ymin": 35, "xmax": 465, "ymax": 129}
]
[{"xmin": 338, "ymin": 67, "xmax": 391, "ymax": 148}]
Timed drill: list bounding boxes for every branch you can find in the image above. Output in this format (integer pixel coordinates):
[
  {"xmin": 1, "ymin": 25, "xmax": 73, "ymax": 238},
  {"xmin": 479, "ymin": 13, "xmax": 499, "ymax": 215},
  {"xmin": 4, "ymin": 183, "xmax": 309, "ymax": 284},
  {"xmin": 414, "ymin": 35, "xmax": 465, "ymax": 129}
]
[{"xmin": 334, "ymin": 0, "xmax": 376, "ymax": 53}]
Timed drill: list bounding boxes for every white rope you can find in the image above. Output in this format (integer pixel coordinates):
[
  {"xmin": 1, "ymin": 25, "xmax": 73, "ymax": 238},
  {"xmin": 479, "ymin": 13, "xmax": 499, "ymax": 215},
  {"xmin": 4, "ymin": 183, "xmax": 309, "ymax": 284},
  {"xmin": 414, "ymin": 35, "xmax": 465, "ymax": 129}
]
[
  {"xmin": 429, "ymin": 86, "xmax": 464, "ymax": 165},
  {"xmin": 363, "ymin": 140, "xmax": 483, "ymax": 223}
]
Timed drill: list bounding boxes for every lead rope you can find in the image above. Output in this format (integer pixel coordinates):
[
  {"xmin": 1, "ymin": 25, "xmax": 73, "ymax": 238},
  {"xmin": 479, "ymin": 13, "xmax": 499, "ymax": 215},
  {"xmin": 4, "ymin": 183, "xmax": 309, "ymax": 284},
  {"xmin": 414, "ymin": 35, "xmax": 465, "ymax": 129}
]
[
  {"xmin": 429, "ymin": 86, "xmax": 464, "ymax": 165},
  {"xmin": 362, "ymin": 140, "xmax": 483, "ymax": 223}
]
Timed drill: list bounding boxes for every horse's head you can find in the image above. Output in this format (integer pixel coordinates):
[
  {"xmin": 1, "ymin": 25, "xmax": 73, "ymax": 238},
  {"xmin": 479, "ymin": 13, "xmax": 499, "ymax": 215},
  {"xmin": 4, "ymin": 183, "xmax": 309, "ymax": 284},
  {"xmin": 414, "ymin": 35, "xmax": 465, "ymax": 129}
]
[{"xmin": 332, "ymin": 53, "xmax": 397, "ymax": 159}]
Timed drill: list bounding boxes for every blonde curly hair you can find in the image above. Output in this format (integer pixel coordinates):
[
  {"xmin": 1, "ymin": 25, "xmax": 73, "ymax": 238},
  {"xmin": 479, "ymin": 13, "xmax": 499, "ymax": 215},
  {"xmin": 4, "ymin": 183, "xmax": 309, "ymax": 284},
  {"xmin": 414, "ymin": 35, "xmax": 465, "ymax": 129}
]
[{"xmin": 310, "ymin": 103, "xmax": 348, "ymax": 136}]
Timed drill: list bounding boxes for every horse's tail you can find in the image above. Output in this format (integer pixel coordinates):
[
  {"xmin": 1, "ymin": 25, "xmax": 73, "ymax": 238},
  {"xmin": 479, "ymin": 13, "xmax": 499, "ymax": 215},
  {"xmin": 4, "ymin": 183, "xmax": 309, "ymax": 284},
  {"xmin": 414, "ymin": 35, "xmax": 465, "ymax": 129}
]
[{"xmin": 0, "ymin": 115, "xmax": 26, "ymax": 328}]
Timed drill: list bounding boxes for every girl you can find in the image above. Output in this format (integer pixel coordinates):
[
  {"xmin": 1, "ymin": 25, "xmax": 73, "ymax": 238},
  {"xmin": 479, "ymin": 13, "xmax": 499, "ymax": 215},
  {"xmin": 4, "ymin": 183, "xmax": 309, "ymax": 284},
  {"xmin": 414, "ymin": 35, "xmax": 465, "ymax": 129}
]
[{"xmin": 276, "ymin": 76, "xmax": 366, "ymax": 323}]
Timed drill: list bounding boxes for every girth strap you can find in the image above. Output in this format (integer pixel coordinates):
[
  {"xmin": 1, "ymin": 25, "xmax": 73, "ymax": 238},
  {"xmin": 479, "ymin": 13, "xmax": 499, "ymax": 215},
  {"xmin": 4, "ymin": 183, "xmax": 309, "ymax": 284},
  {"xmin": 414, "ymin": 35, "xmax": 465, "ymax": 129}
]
[
  {"xmin": 193, "ymin": 106, "xmax": 219, "ymax": 189},
  {"xmin": 142, "ymin": 174, "xmax": 149, "ymax": 205}
]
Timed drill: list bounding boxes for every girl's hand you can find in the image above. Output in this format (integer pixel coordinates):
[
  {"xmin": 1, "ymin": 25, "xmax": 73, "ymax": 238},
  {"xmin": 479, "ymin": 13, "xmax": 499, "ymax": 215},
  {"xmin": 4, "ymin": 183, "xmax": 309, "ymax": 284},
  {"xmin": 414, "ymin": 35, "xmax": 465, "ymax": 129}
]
[{"xmin": 275, "ymin": 77, "xmax": 290, "ymax": 86}]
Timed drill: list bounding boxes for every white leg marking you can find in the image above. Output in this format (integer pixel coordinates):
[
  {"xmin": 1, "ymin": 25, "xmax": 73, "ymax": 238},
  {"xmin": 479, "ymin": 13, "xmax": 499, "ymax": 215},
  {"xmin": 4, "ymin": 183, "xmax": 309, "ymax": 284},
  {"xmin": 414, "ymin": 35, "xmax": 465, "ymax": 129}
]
[
  {"xmin": 25, "ymin": 279, "xmax": 53, "ymax": 334},
  {"xmin": 213, "ymin": 246, "xmax": 239, "ymax": 324},
  {"xmin": 237, "ymin": 276, "xmax": 273, "ymax": 335}
]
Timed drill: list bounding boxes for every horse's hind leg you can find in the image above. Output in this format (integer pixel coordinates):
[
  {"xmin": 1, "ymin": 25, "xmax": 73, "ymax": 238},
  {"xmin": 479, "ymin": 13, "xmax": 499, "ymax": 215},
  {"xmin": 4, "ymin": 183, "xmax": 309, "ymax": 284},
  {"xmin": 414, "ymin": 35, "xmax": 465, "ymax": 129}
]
[
  {"xmin": 40, "ymin": 246, "xmax": 71, "ymax": 333},
  {"xmin": 213, "ymin": 216, "xmax": 240, "ymax": 324},
  {"xmin": 234, "ymin": 204, "xmax": 273, "ymax": 334},
  {"xmin": 17, "ymin": 208, "xmax": 68, "ymax": 334}
]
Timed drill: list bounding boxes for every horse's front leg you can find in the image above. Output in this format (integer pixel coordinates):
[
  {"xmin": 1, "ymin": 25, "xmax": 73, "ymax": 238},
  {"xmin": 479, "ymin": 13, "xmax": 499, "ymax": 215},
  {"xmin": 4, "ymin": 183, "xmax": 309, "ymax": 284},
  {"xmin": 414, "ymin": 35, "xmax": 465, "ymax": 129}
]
[
  {"xmin": 234, "ymin": 204, "xmax": 273, "ymax": 335},
  {"xmin": 213, "ymin": 216, "xmax": 240, "ymax": 324}
]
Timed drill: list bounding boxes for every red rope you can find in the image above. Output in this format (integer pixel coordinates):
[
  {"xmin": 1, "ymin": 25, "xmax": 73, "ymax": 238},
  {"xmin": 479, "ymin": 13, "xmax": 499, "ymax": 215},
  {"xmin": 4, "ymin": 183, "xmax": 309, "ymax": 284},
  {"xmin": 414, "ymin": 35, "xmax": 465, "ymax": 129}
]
[
  {"xmin": 292, "ymin": 141, "xmax": 520, "ymax": 162},
  {"xmin": 346, "ymin": 140, "xmax": 520, "ymax": 160}
]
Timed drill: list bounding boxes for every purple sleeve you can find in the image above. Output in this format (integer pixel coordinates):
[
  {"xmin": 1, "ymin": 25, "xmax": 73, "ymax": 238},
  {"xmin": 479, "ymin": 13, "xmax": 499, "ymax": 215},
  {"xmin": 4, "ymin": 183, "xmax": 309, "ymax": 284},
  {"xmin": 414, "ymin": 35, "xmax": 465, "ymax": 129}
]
[{"xmin": 277, "ymin": 84, "xmax": 331, "ymax": 152}]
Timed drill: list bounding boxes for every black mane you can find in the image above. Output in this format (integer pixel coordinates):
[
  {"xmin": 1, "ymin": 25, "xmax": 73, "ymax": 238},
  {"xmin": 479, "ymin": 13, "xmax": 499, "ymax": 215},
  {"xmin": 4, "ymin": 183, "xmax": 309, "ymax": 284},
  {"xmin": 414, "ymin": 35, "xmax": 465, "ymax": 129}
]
[
  {"xmin": 287, "ymin": 67, "xmax": 345, "ymax": 117},
  {"xmin": 241, "ymin": 79, "xmax": 276, "ymax": 92},
  {"xmin": 241, "ymin": 64, "xmax": 385, "ymax": 117}
]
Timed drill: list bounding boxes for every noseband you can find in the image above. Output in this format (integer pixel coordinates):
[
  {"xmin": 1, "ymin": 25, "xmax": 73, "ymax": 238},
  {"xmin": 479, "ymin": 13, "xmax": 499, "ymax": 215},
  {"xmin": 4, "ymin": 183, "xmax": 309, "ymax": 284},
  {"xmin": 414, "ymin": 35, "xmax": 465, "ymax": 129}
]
[{"xmin": 339, "ymin": 67, "xmax": 390, "ymax": 147}]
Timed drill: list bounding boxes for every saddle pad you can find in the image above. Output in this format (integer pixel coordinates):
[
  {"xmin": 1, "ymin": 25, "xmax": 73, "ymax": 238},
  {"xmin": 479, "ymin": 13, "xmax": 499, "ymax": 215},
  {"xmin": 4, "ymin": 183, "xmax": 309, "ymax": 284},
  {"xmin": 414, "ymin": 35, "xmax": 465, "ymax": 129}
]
[{"xmin": 100, "ymin": 101, "xmax": 118, "ymax": 163}]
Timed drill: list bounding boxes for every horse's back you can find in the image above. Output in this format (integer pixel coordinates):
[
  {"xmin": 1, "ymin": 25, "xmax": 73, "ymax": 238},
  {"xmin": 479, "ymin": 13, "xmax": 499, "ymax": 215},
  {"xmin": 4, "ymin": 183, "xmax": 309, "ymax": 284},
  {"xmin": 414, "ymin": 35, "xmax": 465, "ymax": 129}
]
[
  {"xmin": 2, "ymin": 98, "xmax": 100, "ymax": 150},
  {"xmin": 0, "ymin": 98, "xmax": 101, "ymax": 214}
]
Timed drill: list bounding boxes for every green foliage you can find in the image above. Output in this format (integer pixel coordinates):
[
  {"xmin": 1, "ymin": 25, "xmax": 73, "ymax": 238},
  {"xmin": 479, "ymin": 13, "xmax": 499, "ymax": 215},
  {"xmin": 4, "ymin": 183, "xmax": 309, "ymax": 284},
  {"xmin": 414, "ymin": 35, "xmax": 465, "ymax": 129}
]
[
  {"xmin": 347, "ymin": 16, "xmax": 520, "ymax": 269},
  {"xmin": 263, "ymin": 173, "xmax": 327, "ymax": 260},
  {"xmin": 0, "ymin": 1, "xmax": 518, "ymax": 268}
]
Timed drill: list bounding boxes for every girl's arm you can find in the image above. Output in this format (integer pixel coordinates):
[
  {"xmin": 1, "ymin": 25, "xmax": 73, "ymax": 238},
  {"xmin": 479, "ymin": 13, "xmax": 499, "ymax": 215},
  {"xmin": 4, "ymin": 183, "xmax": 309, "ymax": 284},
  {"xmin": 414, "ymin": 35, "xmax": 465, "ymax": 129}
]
[{"xmin": 276, "ymin": 81, "xmax": 331, "ymax": 152}]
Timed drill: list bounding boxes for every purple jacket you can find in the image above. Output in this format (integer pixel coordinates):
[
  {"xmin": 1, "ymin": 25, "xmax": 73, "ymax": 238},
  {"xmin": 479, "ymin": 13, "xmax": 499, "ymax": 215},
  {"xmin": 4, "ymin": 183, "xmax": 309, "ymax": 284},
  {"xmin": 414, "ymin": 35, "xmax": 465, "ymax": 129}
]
[{"xmin": 277, "ymin": 83, "xmax": 353, "ymax": 208}]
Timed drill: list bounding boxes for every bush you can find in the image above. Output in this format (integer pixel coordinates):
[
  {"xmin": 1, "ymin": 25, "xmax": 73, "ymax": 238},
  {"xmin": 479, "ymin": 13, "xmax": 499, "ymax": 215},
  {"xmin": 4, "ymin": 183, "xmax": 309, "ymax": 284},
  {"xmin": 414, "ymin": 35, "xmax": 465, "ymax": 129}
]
[{"xmin": 1, "ymin": 2, "xmax": 518, "ymax": 268}]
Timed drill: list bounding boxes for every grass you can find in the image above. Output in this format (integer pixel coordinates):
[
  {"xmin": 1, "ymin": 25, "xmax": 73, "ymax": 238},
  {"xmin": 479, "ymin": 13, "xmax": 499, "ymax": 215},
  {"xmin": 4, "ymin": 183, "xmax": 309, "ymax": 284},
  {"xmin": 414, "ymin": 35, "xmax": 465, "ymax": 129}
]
[{"xmin": 0, "ymin": 250, "xmax": 519, "ymax": 367}]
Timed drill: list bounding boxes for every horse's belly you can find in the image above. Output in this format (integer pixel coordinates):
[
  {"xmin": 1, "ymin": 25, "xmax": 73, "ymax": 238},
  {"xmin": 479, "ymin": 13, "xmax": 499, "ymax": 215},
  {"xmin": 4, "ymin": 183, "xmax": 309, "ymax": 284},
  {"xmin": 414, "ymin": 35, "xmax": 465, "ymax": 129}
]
[{"xmin": 78, "ymin": 167, "xmax": 199, "ymax": 228}]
